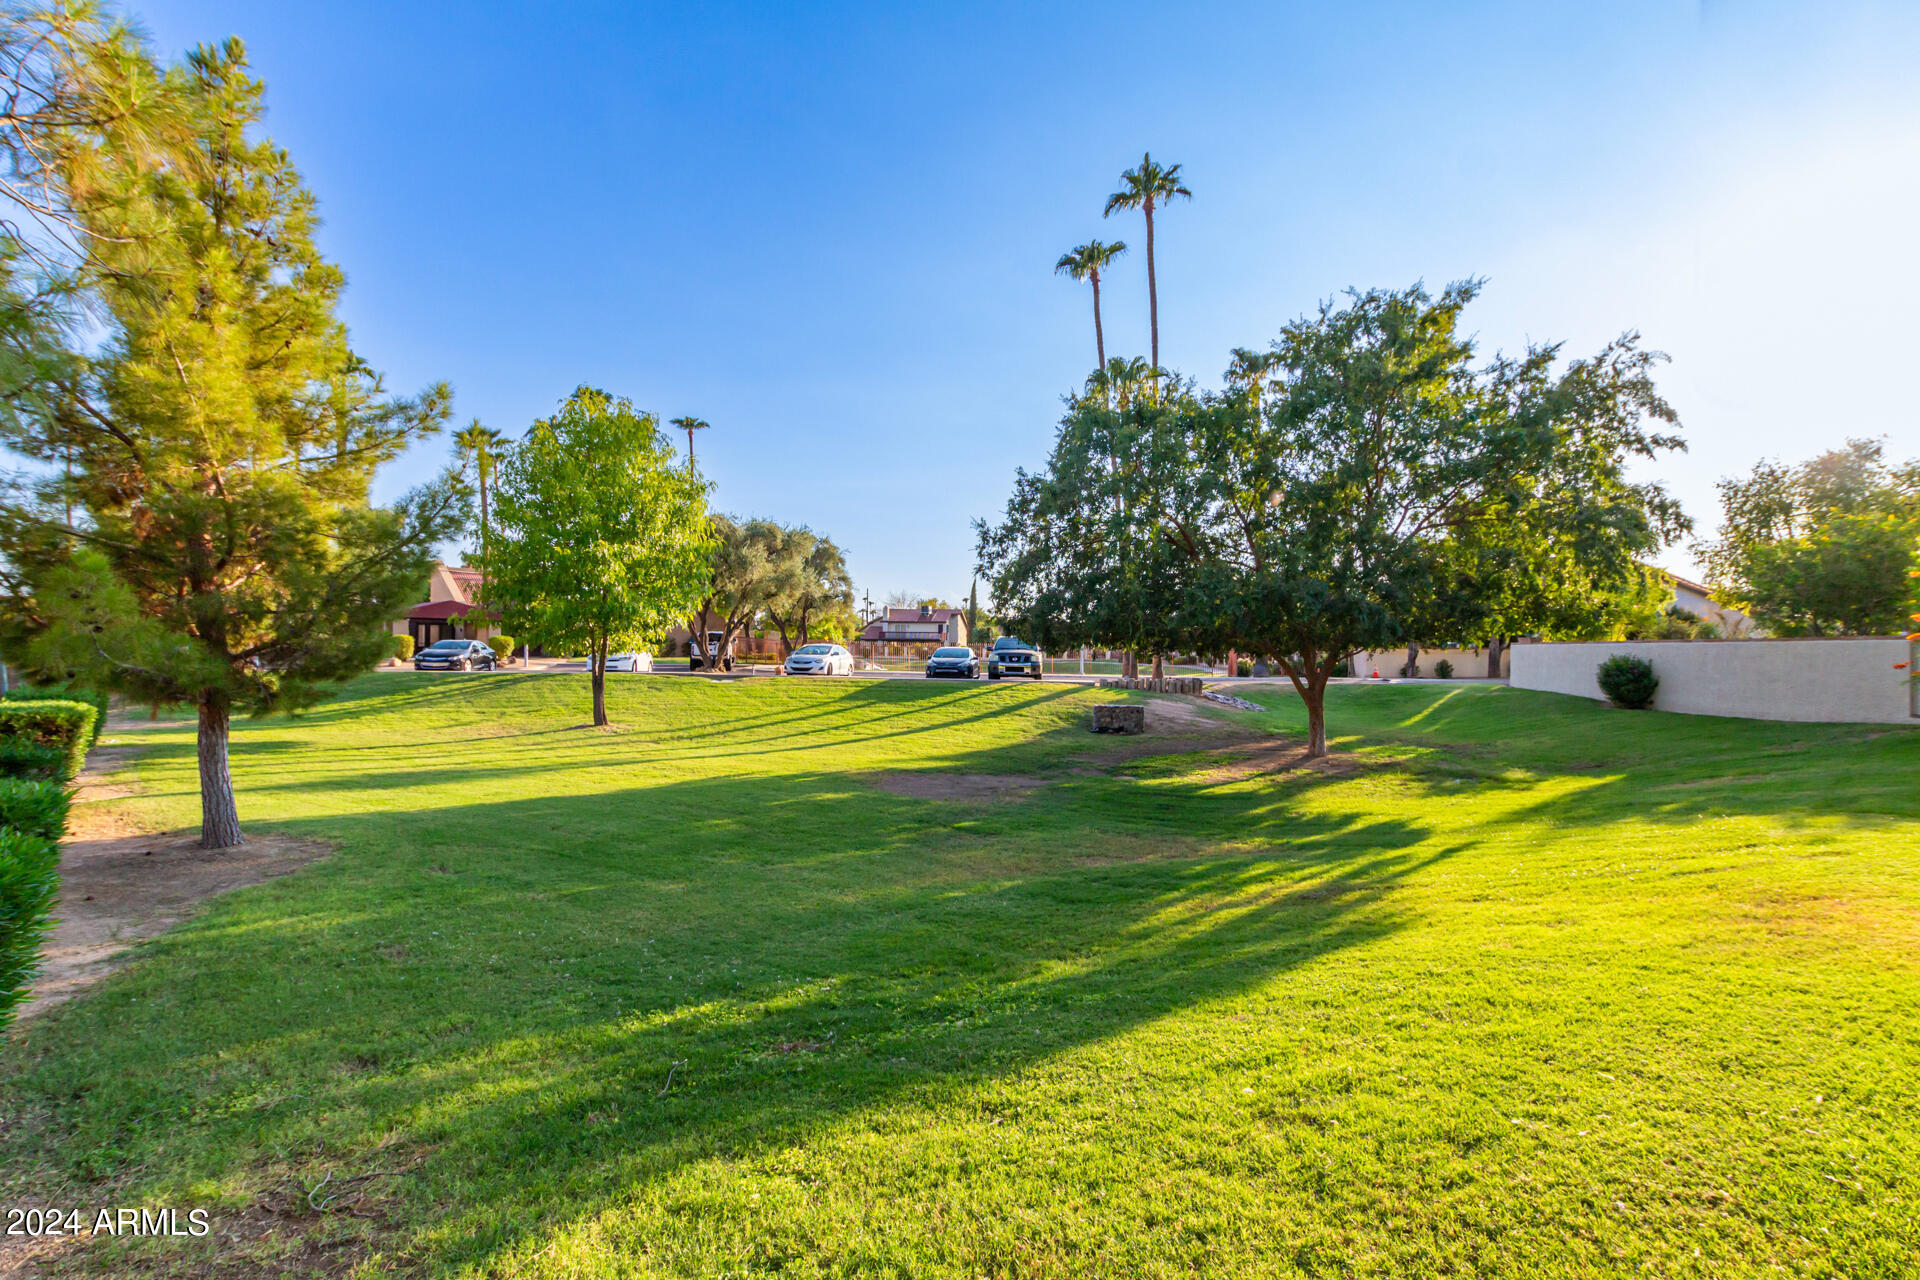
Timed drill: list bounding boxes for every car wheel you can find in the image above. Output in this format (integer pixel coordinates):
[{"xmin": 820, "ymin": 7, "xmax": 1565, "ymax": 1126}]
[
  {"xmin": 458, "ymin": 658, "xmax": 470, "ymax": 671},
  {"xmin": 988, "ymin": 671, "xmax": 1001, "ymax": 680}
]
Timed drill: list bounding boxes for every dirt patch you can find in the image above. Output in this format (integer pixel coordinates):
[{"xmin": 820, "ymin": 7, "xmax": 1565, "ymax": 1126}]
[
  {"xmin": 871, "ymin": 772, "xmax": 1050, "ymax": 802},
  {"xmin": 15, "ymin": 829, "xmax": 334, "ymax": 1022},
  {"xmin": 1198, "ymin": 740, "xmax": 1371, "ymax": 781},
  {"xmin": 1139, "ymin": 695, "xmax": 1221, "ymax": 732}
]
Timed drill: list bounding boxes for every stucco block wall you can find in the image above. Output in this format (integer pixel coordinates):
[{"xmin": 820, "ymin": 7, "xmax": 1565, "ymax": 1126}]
[
  {"xmin": 1510, "ymin": 637, "xmax": 1918, "ymax": 725},
  {"xmin": 1354, "ymin": 646, "xmax": 1509, "ymax": 679}
]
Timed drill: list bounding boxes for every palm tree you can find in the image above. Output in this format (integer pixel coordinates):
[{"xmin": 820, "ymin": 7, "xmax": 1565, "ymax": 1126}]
[
  {"xmin": 453, "ymin": 419, "xmax": 508, "ymax": 559},
  {"xmin": 1225, "ymin": 346, "xmax": 1280, "ymax": 415},
  {"xmin": 1103, "ymin": 152, "xmax": 1191, "ymax": 369},
  {"xmin": 1053, "ymin": 239, "xmax": 1127, "ymax": 371},
  {"xmin": 670, "ymin": 416, "xmax": 711, "ymax": 467},
  {"xmin": 1091, "ymin": 355, "xmax": 1153, "ymax": 412}
]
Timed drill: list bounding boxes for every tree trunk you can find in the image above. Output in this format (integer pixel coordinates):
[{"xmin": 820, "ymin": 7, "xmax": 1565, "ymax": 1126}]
[
  {"xmin": 591, "ymin": 639, "xmax": 608, "ymax": 726},
  {"xmin": 1304, "ymin": 686, "xmax": 1328, "ymax": 758},
  {"xmin": 477, "ymin": 475, "xmax": 489, "ymax": 563},
  {"xmin": 1152, "ymin": 653, "xmax": 1165, "ymax": 680},
  {"xmin": 1486, "ymin": 635, "xmax": 1505, "ymax": 679},
  {"xmin": 1092, "ymin": 269, "xmax": 1106, "ymax": 371},
  {"xmin": 197, "ymin": 691, "xmax": 245, "ymax": 849},
  {"xmin": 1404, "ymin": 641, "xmax": 1419, "ymax": 679},
  {"xmin": 1145, "ymin": 198, "xmax": 1158, "ymax": 368},
  {"xmin": 1226, "ymin": 648, "xmax": 1237, "ymax": 678}
]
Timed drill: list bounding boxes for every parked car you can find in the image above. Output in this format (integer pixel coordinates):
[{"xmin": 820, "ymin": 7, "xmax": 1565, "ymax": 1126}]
[
  {"xmin": 605, "ymin": 652, "xmax": 653, "ymax": 673},
  {"xmin": 414, "ymin": 639, "xmax": 498, "ymax": 671},
  {"xmin": 784, "ymin": 643, "xmax": 852, "ymax": 676},
  {"xmin": 925, "ymin": 646, "xmax": 978, "ymax": 679},
  {"xmin": 987, "ymin": 636, "xmax": 1041, "ymax": 680}
]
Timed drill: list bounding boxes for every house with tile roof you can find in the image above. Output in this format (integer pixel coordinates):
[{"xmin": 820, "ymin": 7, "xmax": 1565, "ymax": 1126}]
[
  {"xmin": 391, "ymin": 563, "xmax": 501, "ymax": 653},
  {"xmin": 857, "ymin": 604, "xmax": 969, "ymax": 648}
]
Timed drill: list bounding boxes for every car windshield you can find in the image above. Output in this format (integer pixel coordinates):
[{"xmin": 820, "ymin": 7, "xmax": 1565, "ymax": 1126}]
[
  {"xmin": 994, "ymin": 638, "xmax": 1027, "ymax": 650},
  {"xmin": 796, "ymin": 645, "xmax": 832, "ymax": 655},
  {"xmin": 424, "ymin": 641, "xmax": 468, "ymax": 651},
  {"xmin": 933, "ymin": 647, "xmax": 970, "ymax": 657}
]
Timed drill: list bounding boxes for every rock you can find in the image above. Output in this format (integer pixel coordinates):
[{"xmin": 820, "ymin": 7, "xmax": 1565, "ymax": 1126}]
[{"xmin": 1091, "ymin": 705, "xmax": 1146, "ymax": 734}]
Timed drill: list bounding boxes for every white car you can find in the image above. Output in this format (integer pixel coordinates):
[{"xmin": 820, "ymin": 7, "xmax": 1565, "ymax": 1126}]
[
  {"xmin": 604, "ymin": 652, "xmax": 653, "ymax": 673},
  {"xmin": 784, "ymin": 643, "xmax": 851, "ymax": 676}
]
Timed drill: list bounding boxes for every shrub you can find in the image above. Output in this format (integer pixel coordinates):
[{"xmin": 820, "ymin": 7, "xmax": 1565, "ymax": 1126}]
[
  {"xmin": 2, "ymin": 684, "xmax": 107, "ymax": 748},
  {"xmin": 0, "ymin": 827, "xmax": 59, "ymax": 1026},
  {"xmin": 1434, "ymin": 659, "xmax": 1454, "ymax": 680},
  {"xmin": 0, "ymin": 779, "xmax": 71, "ymax": 842},
  {"xmin": 1597, "ymin": 654, "xmax": 1658, "ymax": 709},
  {"xmin": 1235, "ymin": 659, "xmax": 1252, "ymax": 677},
  {"xmin": 0, "ymin": 700, "xmax": 94, "ymax": 782},
  {"xmin": 488, "ymin": 635, "xmax": 515, "ymax": 663},
  {"xmin": 391, "ymin": 633, "xmax": 414, "ymax": 662},
  {"xmin": 1332, "ymin": 660, "xmax": 1351, "ymax": 678}
]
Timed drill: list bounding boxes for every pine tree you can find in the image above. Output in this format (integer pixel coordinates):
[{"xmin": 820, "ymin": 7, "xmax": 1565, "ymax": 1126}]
[{"xmin": 0, "ymin": 38, "xmax": 460, "ymax": 847}]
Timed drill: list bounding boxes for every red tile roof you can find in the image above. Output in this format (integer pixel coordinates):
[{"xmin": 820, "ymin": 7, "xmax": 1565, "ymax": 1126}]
[{"xmin": 406, "ymin": 600, "xmax": 495, "ymax": 621}]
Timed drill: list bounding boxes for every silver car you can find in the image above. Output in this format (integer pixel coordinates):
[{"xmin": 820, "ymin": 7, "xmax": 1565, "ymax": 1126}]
[{"xmin": 784, "ymin": 643, "xmax": 852, "ymax": 676}]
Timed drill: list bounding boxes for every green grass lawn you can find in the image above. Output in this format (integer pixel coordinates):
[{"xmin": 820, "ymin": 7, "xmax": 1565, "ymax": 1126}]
[{"xmin": 3, "ymin": 675, "xmax": 1917, "ymax": 1277}]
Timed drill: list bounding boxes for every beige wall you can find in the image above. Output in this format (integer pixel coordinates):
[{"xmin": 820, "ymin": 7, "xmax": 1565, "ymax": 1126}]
[
  {"xmin": 1510, "ymin": 637, "xmax": 1919, "ymax": 725},
  {"xmin": 1353, "ymin": 645, "xmax": 1510, "ymax": 679}
]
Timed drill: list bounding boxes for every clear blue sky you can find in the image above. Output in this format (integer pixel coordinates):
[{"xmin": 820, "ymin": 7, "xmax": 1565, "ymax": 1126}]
[{"xmin": 131, "ymin": 0, "xmax": 1920, "ymax": 605}]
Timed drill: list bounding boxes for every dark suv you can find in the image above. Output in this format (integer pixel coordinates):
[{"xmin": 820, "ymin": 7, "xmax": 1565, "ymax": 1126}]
[{"xmin": 986, "ymin": 636, "xmax": 1041, "ymax": 681}]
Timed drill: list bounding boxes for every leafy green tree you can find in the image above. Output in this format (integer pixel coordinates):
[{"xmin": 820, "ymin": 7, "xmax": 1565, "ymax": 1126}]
[
  {"xmin": 1054, "ymin": 240, "xmax": 1127, "ymax": 371},
  {"xmin": 692, "ymin": 515, "xmax": 786, "ymax": 662},
  {"xmin": 1696, "ymin": 439, "xmax": 1920, "ymax": 636},
  {"xmin": 980, "ymin": 282, "xmax": 1686, "ymax": 757},
  {"xmin": 454, "ymin": 419, "xmax": 508, "ymax": 558},
  {"xmin": 762, "ymin": 526, "xmax": 854, "ymax": 654},
  {"xmin": 486, "ymin": 387, "xmax": 712, "ymax": 725},
  {"xmin": 0, "ymin": 37, "xmax": 458, "ymax": 848},
  {"xmin": 1103, "ymin": 152, "xmax": 1190, "ymax": 369}
]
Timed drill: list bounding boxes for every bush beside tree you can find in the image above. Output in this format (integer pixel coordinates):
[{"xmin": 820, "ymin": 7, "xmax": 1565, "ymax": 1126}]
[{"xmin": 488, "ymin": 636, "xmax": 515, "ymax": 663}]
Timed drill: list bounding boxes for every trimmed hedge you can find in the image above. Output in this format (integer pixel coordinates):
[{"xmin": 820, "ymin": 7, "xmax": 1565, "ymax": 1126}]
[
  {"xmin": 2, "ymin": 684, "xmax": 108, "ymax": 748},
  {"xmin": 488, "ymin": 635, "xmax": 515, "ymax": 663},
  {"xmin": 0, "ymin": 699, "xmax": 96, "ymax": 783},
  {"xmin": 0, "ymin": 827, "xmax": 59, "ymax": 1024},
  {"xmin": 0, "ymin": 697, "xmax": 88, "ymax": 1026},
  {"xmin": 392, "ymin": 633, "xmax": 415, "ymax": 662},
  {"xmin": 0, "ymin": 778, "xmax": 71, "ymax": 842}
]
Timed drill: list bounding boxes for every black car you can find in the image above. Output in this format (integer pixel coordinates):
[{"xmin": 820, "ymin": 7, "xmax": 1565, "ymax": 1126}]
[
  {"xmin": 413, "ymin": 639, "xmax": 497, "ymax": 671},
  {"xmin": 924, "ymin": 646, "xmax": 978, "ymax": 679},
  {"xmin": 986, "ymin": 636, "xmax": 1042, "ymax": 680}
]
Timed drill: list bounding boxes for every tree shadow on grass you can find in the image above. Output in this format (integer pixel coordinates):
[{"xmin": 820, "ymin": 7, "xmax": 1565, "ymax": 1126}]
[
  {"xmin": 4, "ymin": 749, "xmax": 1435, "ymax": 1275},
  {"xmin": 1245, "ymin": 682, "xmax": 1920, "ymax": 832}
]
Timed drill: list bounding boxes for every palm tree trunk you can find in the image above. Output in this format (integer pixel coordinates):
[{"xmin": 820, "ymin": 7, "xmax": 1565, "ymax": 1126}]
[
  {"xmin": 1145, "ymin": 198, "xmax": 1158, "ymax": 368},
  {"xmin": 1092, "ymin": 269, "xmax": 1106, "ymax": 370},
  {"xmin": 197, "ymin": 690, "xmax": 245, "ymax": 849},
  {"xmin": 477, "ymin": 472, "xmax": 490, "ymax": 562}
]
